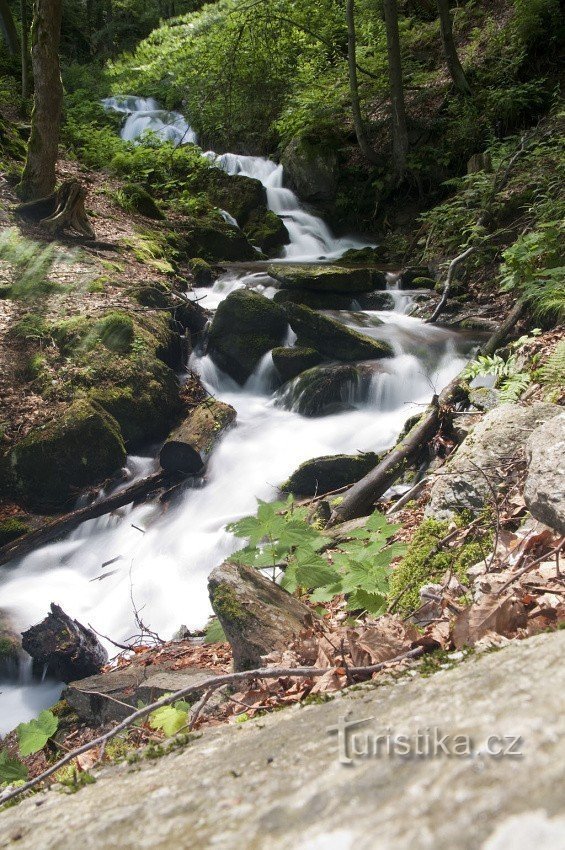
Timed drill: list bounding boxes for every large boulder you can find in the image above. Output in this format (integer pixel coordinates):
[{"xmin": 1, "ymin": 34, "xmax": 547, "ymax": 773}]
[
  {"xmin": 271, "ymin": 346, "xmax": 323, "ymax": 383},
  {"xmin": 273, "ymin": 288, "xmax": 354, "ymax": 311},
  {"xmin": 10, "ymin": 400, "xmax": 126, "ymax": 512},
  {"xmin": 281, "ymin": 136, "xmax": 339, "ymax": 203},
  {"xmin": 426, "ymin": 403, "xmax": 562, "ymax": 521},
  {"xmin": 269, "ymin": 263, "xmax": 385, "ymax": 293},
  {"xmin": 524, "ymin": 412, "xmax": 565, "ymax": 535},
  {"xmin": 188, "ymin": 168, "xmax": 267, "ymax": 226},
  {"xmin": 177, "ymin": 216, "xmax": 258, "ymax": 262},
  {"xmin": 356, "ymin": 291, "xmax": 396, "ymax": 311},
  {"xmin": 277, "ymin": 364, "xmax": 371, "ymax": 417},
  {"xmin": 282, "ymin": 452, "xmax": 380, "ymax": 496},
  {"xmin": 242, "ymin": 207, "xmax": 290, "ymax": 256},
  {"xmin": 208, "ymin": 289, "xmax": 288, "ymax": 384},
  {"xmin": 284, "ymin": 303, "xmax": 394, "ymax": 361},
  {"xmin": 0, "ymin": 609, "xmax": 20, "ymax": 675},
  {"xmin": 208, "ymin": 560, "xmax": 313, "ymax": 671}
]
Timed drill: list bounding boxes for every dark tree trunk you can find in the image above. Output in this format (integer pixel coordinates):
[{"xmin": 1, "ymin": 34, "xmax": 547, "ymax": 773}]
[
  {"xmin": 21, "ymin": 604, "xmax": 108, "ymax": 682},
  {"xmin": 346, "ymin": 0, "xmax": 378, "ymax": 164},
  {"xmin": 436, "ymin": 0, "xmax": 471, "ymax": 95},
  {"xmin": 159, "ymin": 399, "xmax": 236, "ymax": 474},
  {"xmin": 20, "ymin": 0, "xmax": 30, "ymax": 99},
  {"xmin": 17, "ymin": 0, "xmax": 63, "ymax": 201},
  {"xmin": 0, "ymin": 0, "xmax": 18, "ymax": 54},
  {"xmin": 382, "ymin": 0, "xmax": 409, "ymax": 177}
]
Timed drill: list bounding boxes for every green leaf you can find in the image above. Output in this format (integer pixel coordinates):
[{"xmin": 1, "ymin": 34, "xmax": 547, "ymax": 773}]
[
  {"xmin": 294, "ymin": 549, "xmax": 341, "ymax": 590},
  {"xmin": 346, "ymin": 588, "xmax": 387, "ymax": 615},
  {"xmin": 0, "ymin": 750, "xmax": 29, "ymax": 783},
  {"xmin": 149, "ymin": 704, "xmax": 189, "ymax": 737},
  {"xmin": 309, "ymin": 580, "xmax": 344, "ymax": 603},
  {"xmin": 17, "ymin": 710, "xmax": 59, "ymax": 757}
]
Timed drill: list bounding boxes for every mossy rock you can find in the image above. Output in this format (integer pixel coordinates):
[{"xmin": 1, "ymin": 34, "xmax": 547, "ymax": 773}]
[
  {"xmin": 356, "ymin": 291, "xmax": 396, "ymax": 311},
  {"xmin": 271, "ymin": 346, "xmax": 323, "ymax": 382},
  {"xmin": 10, "ymin": 400, "xmax": 127, "ymax": 512},
  {"xmin": 208, "ymin": 289, "xmax": 288, "ymax": 383},
  {"xmin": 120, "ymin": 183, "xmax": 165, "ymax": 220},
  {"xmin": 272, "ymin": 288, "xmax": 353, "ymax": 311},
  {"xmin": 51, "ymin": 311, "xmax": 134, "ymax": 356},
  {"xmin": 132, "ymin": 281, "xmax": 208, "ymax": 336},
  {"xmin": 269, "ymin": 264, "xmax": 385, "ymax": 293},
  {"xmin": 0, "ymin": 516, "xmax": 30, "ymax": 547},
  {"xmin": 243, "ymin": 207, "xmax": 289, "ymax": 256},
  {"xmin": 188, "ymin": 168, "xmax": 266, "ymax": 226},
  {"xmin": 0, "ymin": 283, "xmax": 12, "ymax": 299},
  {"xmin": 284, "ymin": 303, "xmax": 393, "ymax": 361},
  {"xmin": 399, "ymin": 267, "xmax": 434, "ymax": 290},
  {"xmin": 337, "ymin": 247, "xmax": 387, "ymax": 266},
  {"xmin": 277, "ymin": 363, "xmax": 369, "ymax": 417},
  {"xmin": 188, "ymin": 257, "xmax": 214, "ymax": 287},
  {"xmin": 0, "ymin": 610, "xmax": 20, "ymax": 672},
  {"xmin": 281, "ymin": 136, "xmax": 338, "ymax": 203},
  {"xmin": 177, "ymin": 216, "xmax": 257, "ymax": 262},
  {"xmin": 282, "ymin": 452, "xmax": 380, "ymax": 496}
]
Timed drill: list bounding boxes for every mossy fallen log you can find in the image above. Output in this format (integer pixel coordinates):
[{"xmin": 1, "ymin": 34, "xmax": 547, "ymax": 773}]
[{"xmin": 159, "ymin": 399, "xmax": 237, "ymax": 474}]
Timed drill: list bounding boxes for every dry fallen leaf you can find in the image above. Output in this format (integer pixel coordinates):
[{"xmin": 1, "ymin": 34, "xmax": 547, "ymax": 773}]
[{"xmin": 453, "ymin": 596, "xmax": 527, "ymax": 648}]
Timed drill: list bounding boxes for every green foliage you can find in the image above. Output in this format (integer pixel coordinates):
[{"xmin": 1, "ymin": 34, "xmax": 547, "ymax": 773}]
[
  {"xmin": 538, "ymin": 341, "xmax": 565, "ymax": 393},
  {"xmin": 388, "ymin": 519, "xmax": 490, "ymax": 613},
  {"xmin": 204, "ymin": 617, "xmax": 226, "ymax": 644},
  {"xmin": 228, "ymin": 497, "xmax": 404, "ymax": 615},
  {"xmin": 149, "ymin": 698, "xmax": 191, "ymax": 736},
  {"xmin": 500, "ymin": 224, "xmax": 565, "ymax": 323},
  {"xmin": 463, "ymin": 353, "xmax": 532, "ymax": 403},
  {"xmin": 0, "ymin": 750, "xmax": 28, "ymax": 785},
  {"xmin": 17, "ymin": 710, "xmax": 59, "ymax": 757}
]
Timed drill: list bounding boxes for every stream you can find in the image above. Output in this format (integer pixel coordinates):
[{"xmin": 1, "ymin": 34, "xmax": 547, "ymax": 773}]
[{"xmin": 0, "ymin": 98, "xmax": 478, "ymax": 734}]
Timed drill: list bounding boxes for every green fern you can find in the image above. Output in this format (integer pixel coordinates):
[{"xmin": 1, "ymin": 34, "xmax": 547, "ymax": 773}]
[{"xmin": 538, "ymin": 341, "xmax": 565, "ymax": 390}]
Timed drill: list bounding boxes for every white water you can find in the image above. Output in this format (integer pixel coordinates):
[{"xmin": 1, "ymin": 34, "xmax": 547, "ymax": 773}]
[
  {"xmin": 102, "ymin": 96, "xmax": 373, "ymax": 261},
  {"xmin": 0, "ymin": 98, "xmax": 477, "ymax": 733}
]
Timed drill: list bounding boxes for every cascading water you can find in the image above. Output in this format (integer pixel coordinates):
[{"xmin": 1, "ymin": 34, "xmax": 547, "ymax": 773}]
[{"xmin": 0, "ymin": 97, "xmax": 478, "ymax": 734}]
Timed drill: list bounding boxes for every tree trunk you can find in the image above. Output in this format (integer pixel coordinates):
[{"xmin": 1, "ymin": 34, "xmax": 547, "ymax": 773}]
[
  {"xmin": 17, "ymin": 0, "xmax": 63, "ymax": 201},
  {"xmin": 16, "ymin": 179, "xmax": 96, "ymax": 237},
  {"xmin": 20, "ymin": 0, "xmax": 30, "ymax": 99},
  {"xmin": 0, "ymin": 0, "xmax": 18, "ymax": 54},
  {"xmin": 159, "ymin": 399, "xmax": 236, "ymax": 474},
  {"xmin": 436, "ymin": 0, "xmax": 471, "ymax": 95},
  {"xmin": 346, "ymin": 0, "xmax": 378, "ymax": 164},
  {"xmin": 21, "ymin": 603, "xmax": 108, "ymax": 682},
  {"xmin": 382, "ymin": 0, "xmax": 409, "ymax": 177}
]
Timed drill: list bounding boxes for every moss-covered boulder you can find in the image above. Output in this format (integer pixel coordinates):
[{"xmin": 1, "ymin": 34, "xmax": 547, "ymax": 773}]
[
  {"xmin": 188, "ymin": 168, "xmax": 267, "ymax": 225},
  {"xmin": 272, "ymin": 288, "xmax": 353, "ymax": 311},
  {"xmin": 282, "ymin": 452, "xmax": 380, "ymax": 496},
  {"xmin": 120, "ymin": 183, "xmax": 165, "ymax": 220},
  {"xmin": 0, "ymin": 610, "xmax": 20, "ymax": 674},
  {"xmin": 284, "ymin": 303, "xmax": 393, "ymax": 361},
  {"xmin": 277, "ymin": 364, "xmax": 368, "ymax": 417},
  {"xmin": 337, "ymin": 247, "xmax": 387, "ymax": 265},
  {"xmin": 208, "ymin": 289, "xmax": 288, "ymax": 384},
  {"xmin": 357, "ymin": 291, "xmax": 396, "ymax": 311},
  {"xmin": 177, "ymin": 216, "xmax": 258, "ymax": 262},
  {"xmin": 399, "ymin": 267, "xmax": 434, "ymax": 289},
  {"xmin": 271, "ymin": 346, "xmax": 323, "ymax": 382},
  {"xmin": 243, "ymin": 207, "xmax": 289, "ymax": 256},
  {"xmin": 281, "ymin": 136, "xmax": 338, "ymax": 203},
  {"xmin": 188, "ymin": 257, "xmax": 214, "ymax": 287},
  {"xmin": 269, "ymin": 264, "xmax": 384, "ymax": 293},
  {"xmin": 10, "ymin": 400, "xmax": 127, "ymax": 512}
]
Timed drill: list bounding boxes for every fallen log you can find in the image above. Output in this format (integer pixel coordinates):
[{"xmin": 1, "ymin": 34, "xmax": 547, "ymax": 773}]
[
  {"xmin": 0, "ymin": 470, "xmax": 180, "ymax": 568},
  {"xmin": 21, "ymin": 603, "xmax": 108, "ymax": 682},
  {"xmin": 159, "ymin": 399, "xmax": 236, "ymax": 474},
  {"xmin": 326, "ymin": 301, "xmax": 525, "ymax": 526}
]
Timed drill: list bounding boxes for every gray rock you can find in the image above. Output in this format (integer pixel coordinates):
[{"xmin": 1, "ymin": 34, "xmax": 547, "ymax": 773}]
[
  {"xmin": 356, "ymin": 291, "xmax": 395, "ymax": 311},
  {"xmin": 273, "ymin": 288, "xmax": 354, "ymax": 311},
  {"xmin": 4, "ymin": 630, "xmax": 565, "ymax": 849},
  {"xmin": 208, "ymin": 561, "xmax": 313, "ymax": 671},
  {"xmin": 277, "ymin": 363, "xmax": 371, "ymax": 417},
  {"xmin": 269, "ymin": 263, "xmax": 385, "ymax": 293},
  {"xmin": 281, "ymin": 136, "xmax": 338, "ymax": 203},
  {"xmin": 282, "ymin": 452, "xmax": 380, "ymax": 496},
  {"xmin": 469, "ymin": 386, "xmax": 500, "ymax": 411},
  {"xmin": 524, "ymin": 412, "xmax": 565, "ymax": 535},
  {"xmin": 207, "ymin": 289, "xmax": 288, "ymax": 384},
  {"xmin": 0, "ymin": 610, "xmax": 20, "ymax": 676},
  {"xmin": 427, "ymin": 403, "xmax": 561, "ymax": 520},
  {"xmin": 64, "ymin": 665, "xmax": 217, "ymax": 724}
]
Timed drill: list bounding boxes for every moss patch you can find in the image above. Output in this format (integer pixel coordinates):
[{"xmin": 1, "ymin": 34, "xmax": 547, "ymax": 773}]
[{"xmin": 0, "ymin": 518, "xmax": 30, "ymax": 547}]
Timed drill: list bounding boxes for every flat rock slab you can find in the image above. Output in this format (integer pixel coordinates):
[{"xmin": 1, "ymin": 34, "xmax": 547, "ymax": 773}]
[
  {"xmin": 524, "ymin": 412, "xmax": 565, "ymax": 535},
  {"xmin": 269, "ymin": 264, "xmax": 386, "ymax": 293},
  {"xmin": 65, "ymin": 666, "xmax": 217, "ymax": 724},
  {"xmin": 2, "ymin": 630, "xmax": 565, "ymax": 849}
]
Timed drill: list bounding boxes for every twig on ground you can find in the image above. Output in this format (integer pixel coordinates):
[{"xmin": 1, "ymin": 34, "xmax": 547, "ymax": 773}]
[{"xmin": 495, "ymin": 539, "xmax": 565, "ymax": 596}]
